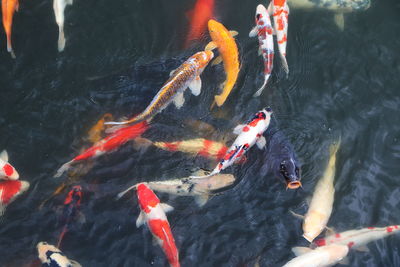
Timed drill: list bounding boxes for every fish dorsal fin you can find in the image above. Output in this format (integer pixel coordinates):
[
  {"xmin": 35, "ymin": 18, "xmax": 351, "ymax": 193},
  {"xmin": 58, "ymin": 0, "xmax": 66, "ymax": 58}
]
[
  {"xmin": 0, "ymin": 150, "xmax": 9, "ymax": 162},
  {"xmin": 229, "ymin": 30, "xmax": 239, "ymax": 37},
  {"xmin": 292, "ymin": 246, "xmax": 312, "ymax": 256},
  {"xmin": 211, "ymin": 56, "xmax": 223, "ymax": 66},
  {"xmin": 70, "ymin": 260, "xmax": 82, "ymax": 267},
  {"xmin": 189, "ymin": 76, "xmax": 202, "ymax": 96},
  {"xmin": 173, "ymin": 92, "xmax": 185, "ymax": 109},
  {"xmin": 249, "ymin": 26, "xmax": 258, "ymax": 38},
  {"xmin": 205, "ymin": 41, "xmax": 217, "ymax": 51},
  {"xmin": 256, "ymin": 136, "xmax": 266, "ymax": 149},
  {"xmin": 233, "ymin": 124, "xmax": 245, "ymax": 135},
  {"xmin": 334, "ymin": 12, "xmax": 345, "ymax": 31},
  {"xmin": 136, "ymin": 211, "xmax": 146, "ymax": 228},
  {"xmin": 160, "ymin": 203, "xmax": 174, "ymax": 213},
  {"xmin": 195, "ymin": 195, "xmax": 210, "ymax": 207}
]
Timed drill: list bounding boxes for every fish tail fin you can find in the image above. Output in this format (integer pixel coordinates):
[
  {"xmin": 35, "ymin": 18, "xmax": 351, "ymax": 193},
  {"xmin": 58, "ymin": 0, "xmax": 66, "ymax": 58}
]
[
  {"xmin": 54, "ymin": 160, "xmax": 73, "ymax": 178},
  {"xmin": 329, "ymin": 136, "xmax": 342, "ymax": 156},
  {"xmin": 7, "ymin": 36, "xmax": 15, "ymax": 59},
  {"xmin": 253, "ymin": 76, "xmax": 269, "ymax": 97},
  {"xmin": 280, "ymin": 53, "xmax": 289, "ymax": 77},
  {"xmin": 214, "ymin": 94, "xmax": 226, "ymax": 107},
  {"xmin": 117, "ymin": 184, "xmax": 139, "ymax": 199},
  {"xmin": 58, "ymin": 27, "xmax": 66, "ymax": 52}
]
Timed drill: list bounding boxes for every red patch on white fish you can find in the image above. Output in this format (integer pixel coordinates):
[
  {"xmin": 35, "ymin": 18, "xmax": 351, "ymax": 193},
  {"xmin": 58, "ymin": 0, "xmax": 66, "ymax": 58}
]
[
  {"xmin": 3, "ymin": 163, "xmax": 14, "ymax": 177},
  {"xmin": 347, "ymin": 242, "xmax": 355, "ymax": 248}
]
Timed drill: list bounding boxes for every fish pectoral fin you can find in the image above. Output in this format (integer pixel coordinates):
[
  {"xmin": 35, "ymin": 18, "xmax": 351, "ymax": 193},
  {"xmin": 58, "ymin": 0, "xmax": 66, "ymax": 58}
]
[
  {"xmin": 195, "ymin": 195, "xmax": 210, "ymax": 207},
  {"xmin": 334, "ymin": 12, "xmax": 345, "ymax": 31},
  {"xmin": 211, "ymin": 56, "xmax": 223, "ymax": 66},
  {"xmin": 205, "ymin": 41, "xmax": 217, "ymax": 51},
  {"xmin": 256, "ymin": 136, "xmax": 266, "ymax": 149},
  {"xmin": 136, "ymin": 211, "xmax": 146, "ymax": 228},
  {"xmin": 173, "ymin": 92, "xmax": 185, "ymax": 109},
  {"xmin": 160, "ymin": 203, "xmax": 174, "ymax": 213},
  {"xmin": 233, "ymin": 124, "xmax": 245, "ymax": 135},
  {"xmin": 169, "ymin": 68, "xmax": 177, "ymax": 77},
  {"xmin": 354, "ymin": 245, "xmax": 370, "ymax": 253},
  {"xmin": 289, "ymin": 210, "xmax": 305, "ymax": 220},
  {"xmin": 249, "ymin": 26, "xmax": 258, "ymax": 38},
  {"xmin": 0, "ymin": 150, "xmax": 9, "ymax": 162},
  {"xmin": 229, "ymin": 30, "xmax": 239, "ymax": 37},
  {"xmin": 291, "ymin": 246, "xmax": 313, "ymax": 256},
  {"xmin": 338, "ymin": 256, "xmax": 350, "ymax": 265},
  {"xmin": 70, "ymin": 260, "xmax": 82, "ymax": 267},
  {"xmin": 189, "ymin": 76, "xmax": 202, "ymax": 96}
]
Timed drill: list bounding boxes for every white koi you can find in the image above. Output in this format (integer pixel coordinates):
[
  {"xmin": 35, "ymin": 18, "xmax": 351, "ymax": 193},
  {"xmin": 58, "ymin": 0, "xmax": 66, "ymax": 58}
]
[{"xmin": 284, "ymin": 244, "xmax": 348, "ymax": 267}]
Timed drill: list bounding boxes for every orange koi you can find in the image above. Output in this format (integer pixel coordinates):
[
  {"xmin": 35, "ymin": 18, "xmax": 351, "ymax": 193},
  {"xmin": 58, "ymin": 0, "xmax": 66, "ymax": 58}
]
[
  {"xmin": 184, "ymin": 0, "xmax": 214, "ymax": 48},
  {"xmin": 1, "ymin": 0, "xmax": 19, "ymax": 58}
]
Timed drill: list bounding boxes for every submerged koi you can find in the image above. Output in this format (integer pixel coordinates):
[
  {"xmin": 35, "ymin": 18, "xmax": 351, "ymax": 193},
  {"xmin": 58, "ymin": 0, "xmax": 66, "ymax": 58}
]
[
  {"xmin": 249, "ymin": 4, "xmax": 274, "ymax": 97},
  {"xmin": 284, "ymin": 244, "xmax": 348, "ymax": 267},
  {"xmin": 1, "ymin": 0, "xmax": 19, "ymax": 58},
  {"xmin": 313, "ymin": 225, "xmax": 400, "ymax": 251},
  {"xmin": 118, "ymin": 173, "xmax": 235, "ymax": 207},
  {"xmin": 54, "ymin": 121, "xmax": 149, "ymax": 177},
  {"xmin": 136, "ymin": 183, "xmax": 180, "ymax": 267},
  {"xmin": 53, "ymin": 0, "xmax": 73, "ymax": 52},
  {"xmin": 57, "ymin": 185, "xmax": 83, "ymax": 248},
  {"xmin": 268, "ymin": 0, "xmax": 289, "ymax": 75},
  {"xmin": 37, "ymin": 242, "xmax": 81, "ymax": 267},
  {"xmin": 0, "ymin": 150, "xmax": 19, "ymax": 180},
  {"xmin": 184, "ymin": 0, "xmax": 214, "ymax": 48},
  {"xmin": 0, "ymin": 180, "xmax": 29, "ymax": 215},
  {"xmin": 201, "ymin": 108, "xmax": 272, "ymax": 177},
  {"xmin": 105, "ymin": 51, "xmax": 214, "ymax": 126},
  {"xmin": 87, "ymin": 113, "xmax": 114, "ymax": 143},
  {"xmin": 205, "ymin": 19, "xmax": 240, "ymax": 107}
]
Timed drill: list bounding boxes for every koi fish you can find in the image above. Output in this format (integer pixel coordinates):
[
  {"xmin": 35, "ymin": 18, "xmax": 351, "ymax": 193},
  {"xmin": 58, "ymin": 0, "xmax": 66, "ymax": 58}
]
[
  {"xmin": 283, "ymin": 244, "xmax": 348, "ymax": 267},
  {"xmin": 287, "ymin": 0, "xmax": 371, "ymax": 30},
  {"xmin": 1, "ymin": 0, "xmax": 19, "ymax": 58},
  {"xmin": 54, "ymin": 121, "xmax": 149, "ymax": 177},
  {"xmin": 105, "ymin": 51, "xmax": 214, "ymax": 126},
  {"xmin": 249, "ymin": 4, "xmax": 274, "ymax": 97},
  {"xmin": 152, "ymin": 138, "xmax": 228, "ymax": 161},
  {"xmin": 268, "ymin": 0, "xmax": 289, "ymax": 75},
  {"xmin": 0, "ymin": 150, "xmax": 19, "ymax": 180},
  {"xmin": 261, "ymin": 129, "xmax": 301, "ymax": 189},
  {"xmin": 87, "ymin": 113, "xmax": 114, "ymax": 143},
  {"xmin": 205, "ymin": 19, "xmax": 240, "ymax": 107},
  {"xmin": 292, "ymin": 139, "xmax": 341, "ymax": 242},
  {"xmin": 184, "ymin": 119, "xmax": 217, "ymax": 137},
  {"xmin": 118, "ymin": 173, "xmax": 235, "ymax": 206},
  {"xmin": 53, "ymin": 0, "xmax": 73, "ymax": 52},
  {"xmin": 57, "ymin": 185, "xmax": 84, "ymax": 248},
  {"xmin": 184, "ymin": 0, "xmax": 214, "ymax": 48},
  {"xmin": 312, "ymin": 225, "xmax": 400, "ymax": 251},
  {"xmin": 200, "ymin": 108, "xmax": 272, "ymax": 177},
  {"xmin": 37, "ymin": 241, "xmax": 81, "ymax": 267},
  {"xmin": 0, "ymin": 180, "xmax": 29, "ymax": 215},
  {"xmin": 135, "ymin": 183, "xmax": 180, "ymax": 267}
]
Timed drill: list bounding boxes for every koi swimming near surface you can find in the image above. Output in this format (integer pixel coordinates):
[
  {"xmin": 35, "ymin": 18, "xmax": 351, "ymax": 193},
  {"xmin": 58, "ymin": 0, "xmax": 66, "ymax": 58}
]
[
  {"xmin": 37, "ymin": 241, "xmax": 81, "ymax": 267},
  {"xmin": 0, "ymin": 180, "xmax": 29, "ymax": 215},
  {"xmin": 0, "ymin": 150, "xmax": 19, "ymax": 180}
]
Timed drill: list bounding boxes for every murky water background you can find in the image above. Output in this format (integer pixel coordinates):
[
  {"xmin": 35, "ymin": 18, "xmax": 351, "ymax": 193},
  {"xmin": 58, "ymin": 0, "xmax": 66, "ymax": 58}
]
[{"xmin": 1, "ymin": 0, "xmax": 400, "ymax": 266}]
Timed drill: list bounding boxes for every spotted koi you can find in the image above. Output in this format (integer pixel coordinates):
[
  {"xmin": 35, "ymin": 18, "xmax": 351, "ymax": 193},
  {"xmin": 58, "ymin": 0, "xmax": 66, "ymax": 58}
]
[
  {"xmin": 0, "ymin": 150, "xmax": 19, "ymax": 180},
  {"xmin": 0, "ymin": 180, "xmax": 29, "ymax": 215}
]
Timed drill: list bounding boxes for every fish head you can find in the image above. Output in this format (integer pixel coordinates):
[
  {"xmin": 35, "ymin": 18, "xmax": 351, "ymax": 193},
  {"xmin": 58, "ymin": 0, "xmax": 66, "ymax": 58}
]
[
  {"xmin": 64, "ymin": 185, "xmax": 83, "ymax": 206},
  {"xmin": 37, "ymin": 242, "xmax": 59, "ymax": 262},
  {"xmin": 193, "ymin": 50, "xmax": 214, "ymax": 72},
  {"xmin": 136, "ymin": 183, "xmax": 160, "ymax": 213},
  {"xmin": 247, "ymin": 107, "xmax": 272, "ymax": 127},
  {"xmin": 208, "ymin": 19, "xmax": 227, "ymax": 42},
  {"xmin": 0, "ymin": 162, "xmax": 19, "ymax": 180},
  {"xmin": 255, "ymin": 4, "xmax": 269, "ymax": 25},
  {"xmin": 279, "ymin": 158, "xmax": 301, "ymax": 189}
]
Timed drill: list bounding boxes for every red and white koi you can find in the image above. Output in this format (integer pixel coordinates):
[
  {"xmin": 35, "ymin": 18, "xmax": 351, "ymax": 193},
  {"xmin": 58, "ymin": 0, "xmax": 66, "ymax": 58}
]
[
  {"xmin": 313, "ymin": 225, "xmax": 400, "ymax": 250},
  {"xmin": 249, "ymin": 4, "xmax": 274, "ymax": 97},
  {"xmin": 200, "ymin": 108, "xmax": 272, "ymax": 177},
  {"xmin": 0, "ymin": 150, "xmax": 19, "ymax": 180},
  {"xmin": 0, "ymin": 180, "xmax": 29, "ymax": 215},
  {"xmin": 54, "ymin": 121, "xmax": 149, "ymax": 177},
  {"xmin": 268, "ymin": 0, "xmax": 289, "ymax": 75},
  {"xmin": 136, "ymin": 183, "xmax": 180, "ymax": 267}
]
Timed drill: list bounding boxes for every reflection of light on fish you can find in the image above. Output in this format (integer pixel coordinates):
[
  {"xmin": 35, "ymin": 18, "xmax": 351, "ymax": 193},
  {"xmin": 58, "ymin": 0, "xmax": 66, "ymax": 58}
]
[
  {"xmin": 287, "ymin": 0, "xmax": 371, "ymax": 30},
  {"xmin": 205, "ymin": 19, "xmax": 240, "ymax": 108},
  {"xmin": 283, "ymin": 244, "xmax": 348, "ymax": 267},
  {"xmin": 184, "ymin": 0, "xmax": 215, "ymax": 48},
  {"xmin": 1, "ymin": 0, "xmax": 19, "ymax": 58},
  {"xmin": 37, "ymin": 242, "xmax": 81, "ymax": 267},
  {"xmin": 0, "ymin": 150, "xmax": 19, "ymax": 180},
  {"xmin": 135, "ymin": 184, "xmax": 180, "ymax": 267},
  {"xmin": 105, "ymin": 51, "xmax": 214, "ymax": 126},
  {"xmin": 54, "ymin": 121, "xmax": 149, "ymax": 177},
  {"xmin": 53, "ymin": 0, "xmax": 73, "ymax": 52},
  {"xmin": 118, "ymin": 174, "xmax": 235, "ymax": 206},
  {"xmin": 0, "ymin": 180, "xmax": 29, "ymax": 216}
]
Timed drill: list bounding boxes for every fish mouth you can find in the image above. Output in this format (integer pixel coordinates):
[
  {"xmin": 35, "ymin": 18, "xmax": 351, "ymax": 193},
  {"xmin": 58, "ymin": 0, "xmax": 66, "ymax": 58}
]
[{"xmin": 287, "ymin": 181, "xmax": 302, "ymax": 190}]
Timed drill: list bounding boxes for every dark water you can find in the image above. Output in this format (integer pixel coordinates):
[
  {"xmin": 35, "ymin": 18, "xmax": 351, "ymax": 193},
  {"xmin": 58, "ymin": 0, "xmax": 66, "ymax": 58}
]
[{"xmin": 1, "ymin": 0, "xmax": 400, "ymax": 266}]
